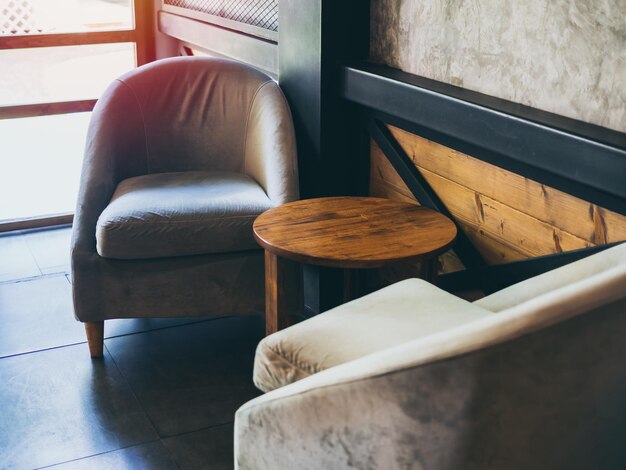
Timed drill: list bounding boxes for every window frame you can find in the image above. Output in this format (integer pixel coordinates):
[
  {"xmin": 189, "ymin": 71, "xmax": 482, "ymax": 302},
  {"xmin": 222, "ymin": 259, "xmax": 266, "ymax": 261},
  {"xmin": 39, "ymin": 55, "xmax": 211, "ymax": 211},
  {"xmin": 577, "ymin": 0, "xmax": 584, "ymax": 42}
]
[{"xmin": 0, "ymin": 1, "xmax": 154, "ymax": 229}]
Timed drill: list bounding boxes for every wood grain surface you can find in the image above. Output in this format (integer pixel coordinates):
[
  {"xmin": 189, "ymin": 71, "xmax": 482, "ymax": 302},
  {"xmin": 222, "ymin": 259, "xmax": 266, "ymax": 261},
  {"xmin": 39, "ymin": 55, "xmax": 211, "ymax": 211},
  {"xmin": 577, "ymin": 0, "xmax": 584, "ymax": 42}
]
[
  {"xmin": 253, "ymin": 197, "xmax": 457, "ymax": 269},
  {"xmin": 371, "ymin": 128, "xmax": 626, "ymax": 273},
  {"xmin": 264, "ymin": 251, "xmax": 291, "ymax": 335}
]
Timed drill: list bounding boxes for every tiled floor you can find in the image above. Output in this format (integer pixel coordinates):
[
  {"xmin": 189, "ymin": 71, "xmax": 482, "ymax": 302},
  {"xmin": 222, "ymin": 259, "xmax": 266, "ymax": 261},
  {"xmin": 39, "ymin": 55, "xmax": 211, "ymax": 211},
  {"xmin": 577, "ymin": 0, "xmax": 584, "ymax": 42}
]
[{"xmin": 0, "ymin": 226, "xmax": 264, "ymax": 469}]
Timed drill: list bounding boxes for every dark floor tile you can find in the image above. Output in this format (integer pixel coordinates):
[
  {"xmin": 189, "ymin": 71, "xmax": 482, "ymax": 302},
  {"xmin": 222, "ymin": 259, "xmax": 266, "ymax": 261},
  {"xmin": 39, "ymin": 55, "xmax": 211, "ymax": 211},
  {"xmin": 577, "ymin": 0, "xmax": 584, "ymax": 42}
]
[
  {"xmin": 23, "ymin": 226, "xmax": 72, "ymax": 275},
  {"xmin": 44, "ymin": 440, "xmax": 177, "ymax": 470},
  {"xmin": 0, "ymin": 271, "xmax": 219, "ymax": 358},
  {"xmin": 105, "ymin": 316, "xmax": 264, "ymax": 437},
  {"xmin": 0, "ymin": 345, "xmax": 157, "ymax": 470},
  {"xmin": 0, "ymin": 231, "xmax": 41, "ymax": 282},
  {"xmin": 105, "ymin": 317, "xmax": 214, "ymax": 339},
  {"xmin": 163, "ymin": 423, "xmax": 234, "ymax": 470},
  {"xmin": 0, "ymin": 275, "xmax": 85, "ymax": 357}
]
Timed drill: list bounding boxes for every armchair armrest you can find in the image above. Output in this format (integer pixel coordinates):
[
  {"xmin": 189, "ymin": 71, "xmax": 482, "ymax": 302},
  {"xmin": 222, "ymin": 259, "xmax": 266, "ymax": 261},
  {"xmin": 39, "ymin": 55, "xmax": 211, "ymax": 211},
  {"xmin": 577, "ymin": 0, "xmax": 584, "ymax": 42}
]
[
  {"xmin": 72, "ymin": 79, "xmax": 149, "ymax": 255},
  {"xmin": 71, "ymin": 79, "xmax": 150, "ymax": 322},
  {"xmin": 244, "ymin": 81, "xmax": 299, "ymax": 205}
]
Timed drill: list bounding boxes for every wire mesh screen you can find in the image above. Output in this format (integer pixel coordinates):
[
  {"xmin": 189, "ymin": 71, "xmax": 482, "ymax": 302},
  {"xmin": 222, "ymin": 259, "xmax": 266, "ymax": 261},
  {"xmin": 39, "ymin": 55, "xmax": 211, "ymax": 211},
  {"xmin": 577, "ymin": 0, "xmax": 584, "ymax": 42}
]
[
  {"xmin": 1, "ymin": 0, "xmax": 40, "ymax": 35},
  {"xmin": 165, "ymin": 0, "xmax": 278, "ymax": 32}
]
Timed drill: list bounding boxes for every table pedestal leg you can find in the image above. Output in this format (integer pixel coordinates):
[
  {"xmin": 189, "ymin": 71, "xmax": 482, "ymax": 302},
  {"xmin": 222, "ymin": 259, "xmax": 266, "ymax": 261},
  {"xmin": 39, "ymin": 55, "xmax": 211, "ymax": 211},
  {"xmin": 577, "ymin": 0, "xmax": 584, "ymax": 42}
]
[
  {"xmin": 303, "ymin": 264, "xmax": 344, "ymax": 317},
  {"xmin": 343, "ymin": 269, "xmax": 360, "ymax": 302},
  {"xmin": 265, "ymin": 251, "xmax": 290, "ymax": 336},
  {"xmin": 421, "ymin": 257, "xmax": 440, "ymax": 284}
]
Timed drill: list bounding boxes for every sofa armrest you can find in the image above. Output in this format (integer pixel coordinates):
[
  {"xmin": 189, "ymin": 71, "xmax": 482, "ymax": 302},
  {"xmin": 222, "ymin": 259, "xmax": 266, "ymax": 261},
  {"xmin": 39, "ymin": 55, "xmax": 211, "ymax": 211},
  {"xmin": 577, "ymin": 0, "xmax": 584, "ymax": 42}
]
[{"xmin": 475, "ymin": 242, "xmax": 626, "ymax": 312}]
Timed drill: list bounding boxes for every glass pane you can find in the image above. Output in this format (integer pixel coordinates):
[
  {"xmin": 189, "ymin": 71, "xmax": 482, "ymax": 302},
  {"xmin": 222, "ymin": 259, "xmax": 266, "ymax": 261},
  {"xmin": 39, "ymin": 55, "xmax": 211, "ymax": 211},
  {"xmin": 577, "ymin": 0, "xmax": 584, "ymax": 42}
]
[
  {"xmin": 0, "ymin": 113, "xmax": 90, "ymax": 221},
  {"xmin": 0, "ymin": 42, "xmax": 135, "ymax": 106},
  {"xmin": 0, "ymin": 0, "xmax": 133, "ymax": 35}
]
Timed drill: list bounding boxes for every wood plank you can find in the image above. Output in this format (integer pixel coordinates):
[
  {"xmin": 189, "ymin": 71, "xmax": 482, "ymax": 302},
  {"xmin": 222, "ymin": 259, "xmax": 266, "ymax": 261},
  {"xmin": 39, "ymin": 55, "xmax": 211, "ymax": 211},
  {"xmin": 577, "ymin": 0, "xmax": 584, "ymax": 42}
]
[
  {"xmin": 371, "ymin": 154, "xmax": 524, "ymax": 269},
  {"xmin": 420, "ymin": 169, "xmax": 592, "ymax": 257},
  {"xmin": 0, "ymin": 30, "xmax": 135, "ymax": 49},
  {"xmin": 371, "ymin": 171, "xmax": 527, "ymax": 267},
  {"xmin": 371, "ymin": 141, "xmax": 582, "ymax": 268},
  {"xmin": 460, "ymin": 223, "xmax": 529, "ymax": 265},
  {"xmin": 0, "ymin": 213, "xmax": 73, "ymax": 233},
  {"xmin": 370, "ymin": 163, "xmax": 464, "ymax": 273},
  {"xmin": 369, "ymin": 173, "xmax": 467, "ymax": 271},
  {"xmin": 370, "ymin": 141, "xmax": 414, "ymax": 199},
  {"xmin": 389, "ymin": 125, "xmax": 626, "ymax": 244},
  {"xmin": 604, "ymin": 209, "xmax": 626, "ymax": 242},
  {"xmin": 369, "ymin": 175, "xmax": 416, "ymax": 204},
  {"xmin": 371, "ymin": 145, "xmax": 586, "ymax": 259},
  {"xmin": 0, "ymin": 100, "xmax": 96, "ymax": 120},
  {"xmin": 134, "ymin": 0, "xmax": 155, "ymax": 66},
  {"xmin": 371, "ymin": 146, "xmax": 541, "ymax": 271}
]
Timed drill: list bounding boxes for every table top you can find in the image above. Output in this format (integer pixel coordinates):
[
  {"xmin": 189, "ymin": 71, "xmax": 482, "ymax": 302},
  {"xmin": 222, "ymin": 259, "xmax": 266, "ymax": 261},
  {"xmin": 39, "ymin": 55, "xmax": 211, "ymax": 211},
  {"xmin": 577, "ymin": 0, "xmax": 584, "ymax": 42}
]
[{"xmin": 253, "ymin": 196, "xmax": 457, "ymax": 269}]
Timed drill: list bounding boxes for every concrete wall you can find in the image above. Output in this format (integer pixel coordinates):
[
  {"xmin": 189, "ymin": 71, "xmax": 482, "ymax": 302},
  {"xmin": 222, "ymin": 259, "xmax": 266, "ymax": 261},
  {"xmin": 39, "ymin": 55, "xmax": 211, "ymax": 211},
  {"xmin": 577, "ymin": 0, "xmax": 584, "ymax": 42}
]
[{"xmin": 370, "ymin": 0, "xmax": 626, "ymax": 133}]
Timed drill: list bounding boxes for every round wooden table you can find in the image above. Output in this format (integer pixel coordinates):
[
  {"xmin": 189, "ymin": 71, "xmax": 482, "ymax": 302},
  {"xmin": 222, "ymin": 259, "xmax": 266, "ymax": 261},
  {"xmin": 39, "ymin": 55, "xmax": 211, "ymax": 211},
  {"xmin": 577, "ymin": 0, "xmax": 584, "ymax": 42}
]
[{"xmin": 253, "ymin": 197, "xmax": 457, "ymax": 335}]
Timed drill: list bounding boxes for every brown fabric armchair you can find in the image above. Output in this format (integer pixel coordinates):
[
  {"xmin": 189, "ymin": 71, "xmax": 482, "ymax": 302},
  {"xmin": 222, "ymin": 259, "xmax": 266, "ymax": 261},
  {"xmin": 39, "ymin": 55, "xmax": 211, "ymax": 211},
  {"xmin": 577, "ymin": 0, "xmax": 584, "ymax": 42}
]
[{"xmin": 71, "ymin": 57, "xmax": 298, "ymax": 357}]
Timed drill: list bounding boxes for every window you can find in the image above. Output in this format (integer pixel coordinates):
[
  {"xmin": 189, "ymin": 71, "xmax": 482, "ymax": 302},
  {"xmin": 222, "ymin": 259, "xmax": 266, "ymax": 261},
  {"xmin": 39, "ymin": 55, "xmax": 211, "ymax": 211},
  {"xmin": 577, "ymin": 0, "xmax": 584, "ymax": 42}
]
[{"xmin": 0, "ymin": 0, "xmax": 153, "ymax": 227}]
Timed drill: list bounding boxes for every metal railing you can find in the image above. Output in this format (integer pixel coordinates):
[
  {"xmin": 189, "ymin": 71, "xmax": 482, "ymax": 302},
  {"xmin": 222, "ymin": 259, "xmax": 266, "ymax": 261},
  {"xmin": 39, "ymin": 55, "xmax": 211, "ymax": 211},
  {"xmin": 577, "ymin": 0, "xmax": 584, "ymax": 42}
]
[{"xmin": 164, "ymin": 0, "xmax": 278, "ymax": 31}]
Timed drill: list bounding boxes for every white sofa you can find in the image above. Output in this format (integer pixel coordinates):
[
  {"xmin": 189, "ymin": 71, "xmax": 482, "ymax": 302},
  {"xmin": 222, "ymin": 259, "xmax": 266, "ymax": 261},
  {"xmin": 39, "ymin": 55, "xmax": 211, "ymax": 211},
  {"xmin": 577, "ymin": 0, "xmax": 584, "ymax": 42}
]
[{"xmin": 235, "ymin": 242, "xmax": 626, "ymax": 469}]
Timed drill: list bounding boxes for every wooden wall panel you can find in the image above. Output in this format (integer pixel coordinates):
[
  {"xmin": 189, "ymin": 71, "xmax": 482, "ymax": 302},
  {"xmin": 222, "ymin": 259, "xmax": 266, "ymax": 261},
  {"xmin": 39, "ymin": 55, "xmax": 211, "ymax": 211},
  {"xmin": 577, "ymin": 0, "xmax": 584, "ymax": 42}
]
[
  {"xmin": 388, "ymin": 126, "xmax": 626, "ymax": 246},
  {"xmin": 370, "ymin": 126, "xmax": 626, "ymax": 275}
]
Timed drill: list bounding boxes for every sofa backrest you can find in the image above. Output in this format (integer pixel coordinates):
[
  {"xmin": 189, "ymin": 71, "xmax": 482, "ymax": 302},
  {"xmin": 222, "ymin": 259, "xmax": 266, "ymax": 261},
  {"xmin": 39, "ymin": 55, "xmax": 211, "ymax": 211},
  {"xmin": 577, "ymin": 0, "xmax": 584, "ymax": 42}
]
[{"xmin": 475, "ymin": 242, "xmax": 626, "ymax": 314}]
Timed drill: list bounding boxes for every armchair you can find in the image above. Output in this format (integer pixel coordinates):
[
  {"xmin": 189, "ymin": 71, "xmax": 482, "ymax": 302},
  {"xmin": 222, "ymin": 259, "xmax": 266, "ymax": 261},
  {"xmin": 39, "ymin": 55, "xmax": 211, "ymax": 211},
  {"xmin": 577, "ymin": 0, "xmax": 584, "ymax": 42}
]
[
  {"xmin": 71, "ymin": 57, "xmax": 298, "ymax": 357},
  {"xmin": 235, "ymin": 243, "xmax": 626, "ymax": 469}
]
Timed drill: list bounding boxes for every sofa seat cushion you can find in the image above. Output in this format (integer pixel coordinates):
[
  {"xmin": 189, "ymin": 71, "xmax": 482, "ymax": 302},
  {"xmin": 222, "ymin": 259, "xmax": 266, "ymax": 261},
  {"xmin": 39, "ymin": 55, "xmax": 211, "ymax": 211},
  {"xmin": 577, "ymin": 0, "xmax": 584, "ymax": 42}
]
[
  {"xmin": 254, "ymin": 278, "xmax": 495, "ymax": 392},
  {"xmin": 96, "ymin": 171, "xmax": 274, "ymax": 259}
]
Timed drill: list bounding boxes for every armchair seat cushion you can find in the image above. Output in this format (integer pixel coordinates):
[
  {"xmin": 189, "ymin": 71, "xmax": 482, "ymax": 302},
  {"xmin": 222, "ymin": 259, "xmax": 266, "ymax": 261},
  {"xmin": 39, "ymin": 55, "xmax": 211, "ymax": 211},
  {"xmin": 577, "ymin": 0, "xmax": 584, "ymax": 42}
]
[
  {"xmin": 96, "ymin": 171, "xmax": 274, "ymax": 259},
  {"xmin": 254, "ymin": 278, "xmax": 495, "ymax": 392}
]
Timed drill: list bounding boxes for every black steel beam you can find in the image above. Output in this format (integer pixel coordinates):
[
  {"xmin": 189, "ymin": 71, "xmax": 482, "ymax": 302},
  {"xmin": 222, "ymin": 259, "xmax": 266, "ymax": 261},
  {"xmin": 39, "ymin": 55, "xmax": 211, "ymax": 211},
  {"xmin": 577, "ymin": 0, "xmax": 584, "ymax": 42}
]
[
  {"xmin": 366, "ymin": 118, "xmax": 486, "ymax": 271},
  {"xmin": 342, "ymin": 63, "xmax": 626, "ymax": 216},
  {"xmin": 279, "ymin": 0, "xmax": 370, "ymax": 197}
]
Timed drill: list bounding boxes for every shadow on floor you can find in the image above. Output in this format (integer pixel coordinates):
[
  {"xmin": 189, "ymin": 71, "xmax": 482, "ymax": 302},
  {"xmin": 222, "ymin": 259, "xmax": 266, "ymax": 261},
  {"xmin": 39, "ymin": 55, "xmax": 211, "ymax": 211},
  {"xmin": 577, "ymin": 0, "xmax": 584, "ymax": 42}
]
[{"xmin": 0, "ymin": 227, "xmax": 264, "ymax": 469}]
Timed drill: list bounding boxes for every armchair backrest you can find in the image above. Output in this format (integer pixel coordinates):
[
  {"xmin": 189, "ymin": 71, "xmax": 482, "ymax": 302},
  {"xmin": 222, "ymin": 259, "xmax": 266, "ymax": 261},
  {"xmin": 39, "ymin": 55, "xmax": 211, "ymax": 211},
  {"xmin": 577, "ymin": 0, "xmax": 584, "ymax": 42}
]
[{"xmin": 94, "ymin": 56, "xmax": 285, "ymax": 176}]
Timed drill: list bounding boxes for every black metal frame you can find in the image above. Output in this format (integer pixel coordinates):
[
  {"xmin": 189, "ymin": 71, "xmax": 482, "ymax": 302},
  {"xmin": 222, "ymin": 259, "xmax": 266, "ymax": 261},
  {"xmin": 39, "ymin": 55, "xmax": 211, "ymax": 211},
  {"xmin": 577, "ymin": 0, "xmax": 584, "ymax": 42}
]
[
  {"xmin": 279, "ymin": 0, "xmax": 370, "ymax": 197},
  {"xmin": 342, "ymin": 63, "xmax": 626, "ymax": 292},
  {"xmin": 343, "ymin": 63, "xmax": 626, "ymax": 216}
]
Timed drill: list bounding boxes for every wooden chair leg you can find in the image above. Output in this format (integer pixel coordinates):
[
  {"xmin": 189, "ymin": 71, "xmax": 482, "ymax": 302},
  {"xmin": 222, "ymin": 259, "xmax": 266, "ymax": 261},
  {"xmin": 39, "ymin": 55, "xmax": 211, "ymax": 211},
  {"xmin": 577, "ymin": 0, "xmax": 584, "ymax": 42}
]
[{"xmin": 85, "ymin": 321, "xmax": 104, "ymax": 358}]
